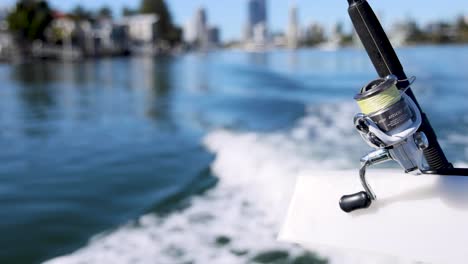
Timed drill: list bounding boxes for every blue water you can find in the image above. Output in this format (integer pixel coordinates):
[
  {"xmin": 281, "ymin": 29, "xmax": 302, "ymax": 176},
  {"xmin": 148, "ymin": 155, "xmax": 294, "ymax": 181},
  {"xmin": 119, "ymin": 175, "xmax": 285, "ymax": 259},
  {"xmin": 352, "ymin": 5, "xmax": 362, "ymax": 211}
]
[{"xmin": 0, "ymin": 46, "xmax": 467, "ymax": 264}]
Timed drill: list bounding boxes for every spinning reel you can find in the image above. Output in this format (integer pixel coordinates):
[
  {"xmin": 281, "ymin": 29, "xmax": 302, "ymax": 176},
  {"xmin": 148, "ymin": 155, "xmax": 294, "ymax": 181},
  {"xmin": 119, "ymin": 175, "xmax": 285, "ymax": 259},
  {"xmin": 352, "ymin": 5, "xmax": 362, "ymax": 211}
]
[{"xmin": 339, "ymin": 75, "xmax": 429, "ymax": 213}]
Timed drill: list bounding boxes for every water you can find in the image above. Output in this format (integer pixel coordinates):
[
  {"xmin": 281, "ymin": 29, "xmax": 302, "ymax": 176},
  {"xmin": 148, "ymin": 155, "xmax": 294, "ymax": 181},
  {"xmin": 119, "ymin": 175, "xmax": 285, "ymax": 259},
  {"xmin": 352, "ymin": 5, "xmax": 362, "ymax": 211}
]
[{"xmin": 0, "ymin": 46, "xmax": 467, "ymax": 264}]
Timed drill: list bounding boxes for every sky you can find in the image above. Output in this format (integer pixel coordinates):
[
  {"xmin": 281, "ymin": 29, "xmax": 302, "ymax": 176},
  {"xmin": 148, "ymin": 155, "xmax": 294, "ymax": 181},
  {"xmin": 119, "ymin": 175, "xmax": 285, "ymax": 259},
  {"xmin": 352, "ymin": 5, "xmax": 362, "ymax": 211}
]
[{"xmin": 2, "ymin": 0, "xmax": 468, "ymax": 41}]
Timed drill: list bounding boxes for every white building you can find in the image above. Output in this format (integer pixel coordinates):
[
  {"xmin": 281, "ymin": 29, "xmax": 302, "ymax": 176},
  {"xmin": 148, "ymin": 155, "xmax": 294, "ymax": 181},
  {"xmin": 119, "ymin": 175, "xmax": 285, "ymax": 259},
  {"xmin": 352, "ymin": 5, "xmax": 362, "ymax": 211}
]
[
  {"xmin": 120, "ymin": 14, "xmax": 158, "ymax": 43},
  {"xmin": 93, "ymin": 18, "xmax": 115, "ymax": 51},
  {"xmin": 0, "ymin": 29, "xmax": 12, "ymax": 60},
  {"xmin": 46, "ymin": 16, "xmax": 76, "ymax": 44},
  {"xmin": 0, "ymin": 6, "xmax": 13, "ymax": 60},
  {"xmin": 252, "ymin": 23, "xmax": 268, "ymax": 44},
  {"xmin": 74, "ymin": 21, "xmax": 95, "ymax": 54},
  {"xmin": 118, "ymin": 14, "xmax": 159, "ymax": 55},
  {"xmin": 183, "ymin": 18, "xmax": 197, "ymax": 44}
]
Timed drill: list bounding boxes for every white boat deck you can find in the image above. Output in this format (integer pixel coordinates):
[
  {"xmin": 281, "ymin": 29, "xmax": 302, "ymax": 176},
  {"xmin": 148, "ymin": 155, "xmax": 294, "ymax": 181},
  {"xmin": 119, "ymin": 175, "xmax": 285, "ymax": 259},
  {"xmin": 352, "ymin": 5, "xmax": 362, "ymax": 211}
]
[{"xmin": 280, "ymin": 169, "xmax": 468, "ymax": 264}]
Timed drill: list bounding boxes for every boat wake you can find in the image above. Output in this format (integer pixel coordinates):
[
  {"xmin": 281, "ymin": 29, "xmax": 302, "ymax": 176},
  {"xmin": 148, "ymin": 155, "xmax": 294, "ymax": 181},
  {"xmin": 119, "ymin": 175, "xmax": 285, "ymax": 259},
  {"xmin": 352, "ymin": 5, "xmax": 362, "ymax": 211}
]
[{"xmin": 44, "ymin": 102, "xmax": 413, "ymax": 264}]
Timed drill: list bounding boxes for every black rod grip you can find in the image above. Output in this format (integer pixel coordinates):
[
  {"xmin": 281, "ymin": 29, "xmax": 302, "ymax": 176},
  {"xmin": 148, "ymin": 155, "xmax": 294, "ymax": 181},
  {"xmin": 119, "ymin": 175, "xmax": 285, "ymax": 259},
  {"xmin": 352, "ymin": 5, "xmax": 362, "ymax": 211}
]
[
  {"xmin": 347, "ymin": 0, "xmax": 452, "ymax": 170},
  {"xmin": 339, "ymin": 191, "xmax": 372, "ymax": 213}
]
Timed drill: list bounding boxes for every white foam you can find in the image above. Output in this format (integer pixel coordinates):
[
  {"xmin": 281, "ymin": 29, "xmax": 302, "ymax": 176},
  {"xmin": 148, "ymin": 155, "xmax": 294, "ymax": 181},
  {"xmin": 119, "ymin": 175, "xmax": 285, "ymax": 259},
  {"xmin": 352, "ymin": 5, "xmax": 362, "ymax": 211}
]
[{"xmin": 44, "ymin": 102, "xmax": 404, "ymax": 264}]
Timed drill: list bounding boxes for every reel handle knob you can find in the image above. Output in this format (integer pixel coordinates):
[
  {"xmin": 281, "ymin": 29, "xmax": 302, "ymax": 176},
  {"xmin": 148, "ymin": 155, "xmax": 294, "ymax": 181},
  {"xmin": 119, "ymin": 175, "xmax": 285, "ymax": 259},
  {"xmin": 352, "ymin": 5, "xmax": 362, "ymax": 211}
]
[{"xmin": 339, "ymin": 191, "xmax": 372, "ymax": 213}]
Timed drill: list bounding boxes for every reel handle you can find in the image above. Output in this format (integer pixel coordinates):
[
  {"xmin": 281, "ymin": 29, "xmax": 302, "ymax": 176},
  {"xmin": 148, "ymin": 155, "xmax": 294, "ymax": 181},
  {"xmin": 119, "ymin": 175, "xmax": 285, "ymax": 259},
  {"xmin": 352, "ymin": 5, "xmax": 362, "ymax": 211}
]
[{"xmin": 339, "ymin": 191, "xmax": 372, "ymax": 213}]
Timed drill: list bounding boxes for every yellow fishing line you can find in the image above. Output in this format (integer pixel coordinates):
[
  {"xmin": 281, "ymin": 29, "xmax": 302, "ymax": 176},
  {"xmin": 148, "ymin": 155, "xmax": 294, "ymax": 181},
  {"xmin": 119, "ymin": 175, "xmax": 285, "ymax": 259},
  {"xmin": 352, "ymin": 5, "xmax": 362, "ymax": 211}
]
[{"xmin": 356, "ymin": 85, "xmax": 401, "ymax": 115}]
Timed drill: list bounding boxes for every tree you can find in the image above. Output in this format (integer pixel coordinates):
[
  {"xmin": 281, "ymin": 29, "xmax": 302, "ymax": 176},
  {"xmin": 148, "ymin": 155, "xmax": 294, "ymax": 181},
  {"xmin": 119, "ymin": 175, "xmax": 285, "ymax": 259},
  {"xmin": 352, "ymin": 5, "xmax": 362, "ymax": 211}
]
[
  {"xmin": 139, "ymin": 0, "xmax": 181, "ymax": 46},
  {"xmin": 98, "ymin": 6, "xmax": 112, "ymax": 19},
  {"xmin": 405, "ymin": 20, "xmax": 427, "ymax": 43},
  {"xmin": 7, "ymin": 0, "xmax": 53, "ymax": 42},
  {"xmin": 70, "ymin": 5, "xmax": 93, "ymax": 21},
  {"xmin": 456, "ymin": 15, "xmax": 468, "ymax": 42},
  {"xmin": 122, "ymin": 6, "xmax": 137, "ymax": 17}
]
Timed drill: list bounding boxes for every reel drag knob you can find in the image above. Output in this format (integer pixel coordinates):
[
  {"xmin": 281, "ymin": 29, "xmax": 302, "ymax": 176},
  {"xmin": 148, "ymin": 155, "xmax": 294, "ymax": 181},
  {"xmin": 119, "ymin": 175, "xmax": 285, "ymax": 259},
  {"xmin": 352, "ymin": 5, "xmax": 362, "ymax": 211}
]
[{"xmin": 339, "ymin": 191, "xmax": 372, "ymax": 213}]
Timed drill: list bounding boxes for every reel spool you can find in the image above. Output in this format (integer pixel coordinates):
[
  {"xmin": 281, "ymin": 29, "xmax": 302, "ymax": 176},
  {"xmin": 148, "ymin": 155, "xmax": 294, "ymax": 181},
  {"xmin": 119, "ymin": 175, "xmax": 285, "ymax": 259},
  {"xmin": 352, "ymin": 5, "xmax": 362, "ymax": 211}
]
[
  {"xmin": 355, "ymin": 76, "xmax": 412, "ymax": 134},
  {"xmin": 340, "ymin": 75, "xmax": 429, "ymax": 213}
]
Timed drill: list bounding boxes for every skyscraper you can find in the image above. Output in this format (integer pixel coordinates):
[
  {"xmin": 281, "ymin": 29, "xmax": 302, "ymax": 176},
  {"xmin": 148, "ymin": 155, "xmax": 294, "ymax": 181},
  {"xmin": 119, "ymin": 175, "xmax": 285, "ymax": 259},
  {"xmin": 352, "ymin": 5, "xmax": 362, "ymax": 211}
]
[
  {"xmin": 195, "ymin": 7, "xmax": 208, "ymax": 48},
  {"xmin": 287, "ymin": 5, "xmax": 299, "ymax": 49},
  {"xmin": 185, "ymin": 7, "xmax": 222, "ymax": 50},
  {"xmin": 208, "ymin": 27, "xmax": 220, "ymax": 45},
  {"xmin": 248, "ymin": 0, "xmax": 267, "ymax": 27},
  {"xmin": 246, "ymin": 0, "xmax": 268, "ymax": 43}
]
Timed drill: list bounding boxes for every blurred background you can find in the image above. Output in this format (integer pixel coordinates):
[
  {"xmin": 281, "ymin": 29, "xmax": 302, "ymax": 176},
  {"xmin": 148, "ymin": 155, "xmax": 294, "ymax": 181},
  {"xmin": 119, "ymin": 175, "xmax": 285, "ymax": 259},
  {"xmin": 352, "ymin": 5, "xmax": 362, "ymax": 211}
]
[{"xmin": 0, "ymin": 0, "xmax": 467, "ymax": 263}]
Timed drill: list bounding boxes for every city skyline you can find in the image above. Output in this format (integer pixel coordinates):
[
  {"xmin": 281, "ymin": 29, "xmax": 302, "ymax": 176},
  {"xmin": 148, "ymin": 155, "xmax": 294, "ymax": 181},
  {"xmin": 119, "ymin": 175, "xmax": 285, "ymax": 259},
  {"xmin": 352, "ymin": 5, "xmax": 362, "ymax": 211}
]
[{"xmin": 2, "ymin": 0, "xmax": 468, "ymax": 41}]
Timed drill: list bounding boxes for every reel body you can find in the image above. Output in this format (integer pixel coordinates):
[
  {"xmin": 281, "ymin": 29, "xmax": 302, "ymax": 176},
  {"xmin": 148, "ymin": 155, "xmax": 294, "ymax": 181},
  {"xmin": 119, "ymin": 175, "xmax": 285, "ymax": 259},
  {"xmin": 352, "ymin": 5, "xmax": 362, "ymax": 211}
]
[{"xmin": 340, "ymin": 75, "xmax": 429, "ymax": 213}]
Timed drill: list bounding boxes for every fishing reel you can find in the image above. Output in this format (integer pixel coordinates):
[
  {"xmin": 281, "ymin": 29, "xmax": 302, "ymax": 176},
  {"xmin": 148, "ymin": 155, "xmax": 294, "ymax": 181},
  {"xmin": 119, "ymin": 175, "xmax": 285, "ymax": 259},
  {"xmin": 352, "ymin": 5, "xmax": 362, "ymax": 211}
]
[{"xmin": 339, "ymin": 75, "xmax": 430, "ymax": 213}]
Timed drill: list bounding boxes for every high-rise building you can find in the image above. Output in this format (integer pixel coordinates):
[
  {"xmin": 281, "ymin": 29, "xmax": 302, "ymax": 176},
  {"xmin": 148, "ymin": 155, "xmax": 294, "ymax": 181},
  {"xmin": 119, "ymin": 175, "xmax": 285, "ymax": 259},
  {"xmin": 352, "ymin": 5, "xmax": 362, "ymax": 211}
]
[
  {"xmin": 246, "ymin": 0, "xmax": 268, "ymax": 43},
  {"xmin": 195, "ymin": 7, "xmax": 208, "ymax": 46},
  {"xmin": 248, "ymin": 0, "xmax": 267, "ymax": 27},
  {"xmin": 208, "ymin": 27, "xmax": 220, "ymax": 45},
  {"xmin": 287, "ymin": 5, "xmax": 299, "ymax": 48},
  {"xmin": 185, "ymin": 7, "xmax": 221, "ymax": 50}
]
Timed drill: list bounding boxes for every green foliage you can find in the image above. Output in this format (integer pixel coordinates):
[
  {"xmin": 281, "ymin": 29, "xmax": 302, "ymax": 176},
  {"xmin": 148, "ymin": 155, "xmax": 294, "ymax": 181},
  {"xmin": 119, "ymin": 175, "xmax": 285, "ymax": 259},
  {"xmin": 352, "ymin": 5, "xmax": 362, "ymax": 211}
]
[
  {"xmin": 403, "ymin": 20, "xmax": 430, "ymax": 44},
  {"xmin": 70, "ymin": 5, "xmax": 112, "ymax": 21},
  {"xmin": 139, "ymin": 0, "xmax": 181, "ymax": 46},
  {"xmin": 403, "ymin": 18, "xmax": 468, "ymax": 44},
  {"xmin": 302, "ymin": 34, "xmax": 325, "ymax": 47},
  {"xmin": 70, "ymin": 5, "xmax": 93, "ymax": 21},
  {"xmin": 122, "ymin": 7, "xmax": 138, "ymax": 17},
  {"xmin": 98, "ymin": 6, "xmax": 112, "ymax": 19},
  {"xmin": 456, "ymin": 16, "xmax": 468, "ymax": 42},
  {"xmin": 7, "ymin": 0, "xmax": 53, "ymax": 42},
  {"xmin": 340, "ymin": 34, "xmax": 354, "ymax": 46}
]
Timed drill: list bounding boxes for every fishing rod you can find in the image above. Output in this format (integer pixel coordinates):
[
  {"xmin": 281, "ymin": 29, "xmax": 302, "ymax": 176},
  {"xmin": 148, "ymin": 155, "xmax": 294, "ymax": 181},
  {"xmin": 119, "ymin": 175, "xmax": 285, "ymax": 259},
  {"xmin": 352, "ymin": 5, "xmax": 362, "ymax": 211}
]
[{"xmin": 339, "ymin": 0, "xmax": 468, "ymax": 213}]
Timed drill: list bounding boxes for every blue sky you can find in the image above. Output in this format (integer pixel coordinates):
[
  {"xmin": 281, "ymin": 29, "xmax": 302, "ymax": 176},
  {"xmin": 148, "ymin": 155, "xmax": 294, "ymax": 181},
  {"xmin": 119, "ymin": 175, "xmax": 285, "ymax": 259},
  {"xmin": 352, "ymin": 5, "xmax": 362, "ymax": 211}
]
[{"xmin": 2, "ymin": 0, "xmax": 467, "ymax": 41}]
